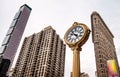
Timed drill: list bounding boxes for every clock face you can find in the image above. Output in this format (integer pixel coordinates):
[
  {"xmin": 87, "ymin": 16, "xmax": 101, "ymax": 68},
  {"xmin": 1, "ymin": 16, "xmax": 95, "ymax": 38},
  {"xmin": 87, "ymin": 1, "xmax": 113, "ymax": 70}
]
[{"xmin": 66, "ymin": 26, "xmax": 84, "ymax": 43}]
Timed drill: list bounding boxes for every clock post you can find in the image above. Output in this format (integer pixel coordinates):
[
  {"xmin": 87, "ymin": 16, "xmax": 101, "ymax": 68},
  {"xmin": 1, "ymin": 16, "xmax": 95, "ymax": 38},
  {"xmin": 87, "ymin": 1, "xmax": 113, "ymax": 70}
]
[
  {"xmin": 72, "ymin": 46, "xmax": 81, "ymax": 77},
  {"xmin": 64, "ymin": 22, "xmax": 90, "ymax": 77}
]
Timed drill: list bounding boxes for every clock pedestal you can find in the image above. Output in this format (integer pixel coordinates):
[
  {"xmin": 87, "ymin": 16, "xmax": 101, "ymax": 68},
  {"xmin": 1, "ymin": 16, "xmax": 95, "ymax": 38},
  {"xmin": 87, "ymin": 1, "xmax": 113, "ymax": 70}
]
[{"xmin": 72, "ymin": 47, "xmax": 81, "ymax": 77}]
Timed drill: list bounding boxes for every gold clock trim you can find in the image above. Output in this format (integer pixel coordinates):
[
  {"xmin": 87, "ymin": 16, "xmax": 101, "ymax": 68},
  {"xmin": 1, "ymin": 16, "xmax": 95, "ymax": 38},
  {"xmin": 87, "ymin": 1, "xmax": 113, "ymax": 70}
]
[{"xmin": 64, "ymin": 22, "xmax": 90, "ymax": 48}]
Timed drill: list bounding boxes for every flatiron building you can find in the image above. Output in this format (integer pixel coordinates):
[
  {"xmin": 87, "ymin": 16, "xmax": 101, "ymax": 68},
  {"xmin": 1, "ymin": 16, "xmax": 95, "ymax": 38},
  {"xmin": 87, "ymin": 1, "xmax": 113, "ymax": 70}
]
[
  {"xmin": 0, "ymin": 4, "xmax": 31, "ymax": 76},
  {"xmin": 12, "ymin": 26, "xmax": 66, "ymax": 77},
  {"xmin": 91, "ymin": 12, "xmax": 119, "ymax": 77}
]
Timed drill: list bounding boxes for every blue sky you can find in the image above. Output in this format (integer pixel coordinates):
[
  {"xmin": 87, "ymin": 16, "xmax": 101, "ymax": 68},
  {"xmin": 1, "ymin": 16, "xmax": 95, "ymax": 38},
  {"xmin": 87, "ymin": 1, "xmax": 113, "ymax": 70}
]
[{"xmin": 0, "ymin": 0, "xmax": 120, "ymax": 77}]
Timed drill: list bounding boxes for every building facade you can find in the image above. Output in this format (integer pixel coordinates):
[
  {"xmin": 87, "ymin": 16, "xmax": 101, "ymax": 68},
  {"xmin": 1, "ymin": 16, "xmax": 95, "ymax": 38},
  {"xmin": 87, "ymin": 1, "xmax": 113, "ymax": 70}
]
[
  {"xmin": 91, "ymin": 12, "xmax": 119, "ymax": 77},
  {"xmin": 8, "ymin": 68, "xmax": 14, "ymax": 77},
  {"xmin": 12, "ymin": 26, "xmax": 66, "ymax": 77},
  {"xmin": 0, "ymin": 4, "xmax": 31, "ymax": 76},
  {"xmin": 81, "ymin": 72, "xmax": 89, "ymax": 77}
]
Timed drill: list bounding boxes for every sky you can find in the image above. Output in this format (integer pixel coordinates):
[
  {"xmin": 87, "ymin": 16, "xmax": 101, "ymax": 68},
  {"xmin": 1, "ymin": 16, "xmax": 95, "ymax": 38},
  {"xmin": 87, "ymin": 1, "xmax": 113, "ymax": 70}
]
[{"xmin": 0, "ymin": 0, "xmax": 120, "ymax": 77}]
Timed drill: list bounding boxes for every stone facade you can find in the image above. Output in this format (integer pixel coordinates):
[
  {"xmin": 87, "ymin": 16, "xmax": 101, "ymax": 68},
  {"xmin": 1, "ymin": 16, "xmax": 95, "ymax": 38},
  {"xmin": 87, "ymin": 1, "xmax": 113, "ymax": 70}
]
[
  {"xmin": 12, "ymin": 26, "xmax": 66, "ymax": 77},
  {"xmin": 91, "ymin": 12, "xmax": 119, "ymax": 77}
]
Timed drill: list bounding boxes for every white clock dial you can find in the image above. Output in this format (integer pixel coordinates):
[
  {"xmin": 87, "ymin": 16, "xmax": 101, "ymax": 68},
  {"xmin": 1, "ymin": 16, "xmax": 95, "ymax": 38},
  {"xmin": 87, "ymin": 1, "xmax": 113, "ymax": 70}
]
[{"xmin": 66, "ymin": 26, "xmax": 84, "ymax": 43}]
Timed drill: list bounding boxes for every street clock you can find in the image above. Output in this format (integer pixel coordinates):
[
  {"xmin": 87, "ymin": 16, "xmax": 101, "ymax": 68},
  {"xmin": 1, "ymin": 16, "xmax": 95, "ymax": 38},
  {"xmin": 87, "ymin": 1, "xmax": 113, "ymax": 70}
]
[
  {"xmin": 64, "ymin": 22, "xmax": 90, "ymax": 77},
  {"xmin": 64, "ymin": 22, "xmax": 90, "ymax": 49}
]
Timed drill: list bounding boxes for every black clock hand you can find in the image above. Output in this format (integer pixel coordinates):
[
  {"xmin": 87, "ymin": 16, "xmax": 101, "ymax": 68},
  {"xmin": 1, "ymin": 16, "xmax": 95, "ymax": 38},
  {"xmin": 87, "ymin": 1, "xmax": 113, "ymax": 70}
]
[
  {"xmin": 74, "ymin": 34, "xmax": 78, "ymax": 37},
  {"xmin": 71, "ymin": 32, "xmax": 77, "ymax": 37}
]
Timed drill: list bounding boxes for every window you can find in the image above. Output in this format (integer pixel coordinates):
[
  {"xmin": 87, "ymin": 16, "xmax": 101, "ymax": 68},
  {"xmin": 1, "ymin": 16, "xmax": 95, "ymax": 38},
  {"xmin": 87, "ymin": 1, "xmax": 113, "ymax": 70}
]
[
  {"xmin": 100, "ymin": 64, "xmax": 103, "ymax": 68},
  {"xmin": 6, "ymin": 27, "xmax": 14, "ymax": 35},
  {"xmin": 0, "ymin": 45, "xmax": 7, "ymax": 54},
  {"xmin": 10, "ymin": 19, "xmax": 18, "ymax": 28},
  {"xmin": 14, "ymin": 11, "xmax": 21, "ymax": 19},
  {"xmin": 2, "ymin": 35, "xmax": 11, "ymax": 45}
]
